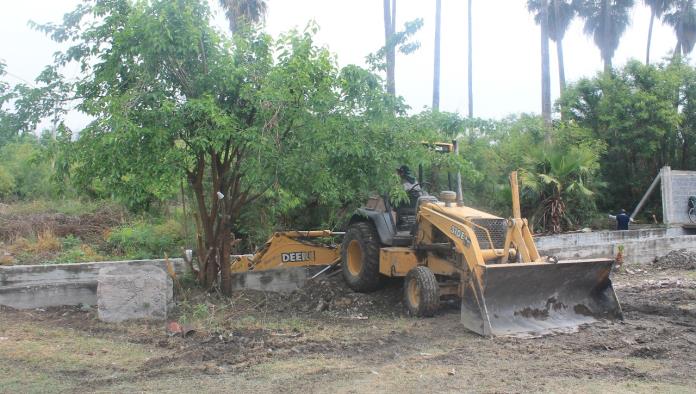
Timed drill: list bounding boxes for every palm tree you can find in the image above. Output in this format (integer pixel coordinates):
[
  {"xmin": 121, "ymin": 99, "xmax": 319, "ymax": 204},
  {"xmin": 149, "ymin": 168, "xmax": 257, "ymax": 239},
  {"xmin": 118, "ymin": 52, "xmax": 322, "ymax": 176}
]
[
  {"xmin": 218, "ymin": 0, "xmax": 267, "ymax": 33},
  {"xmin": 529, "ymin": 0, "xmax": 576, "ymax": 94},
  {"xmin": 384, "ymin": 0, "xmax": 397, "ymax": 96},
  {"xmin": 521, "ymin": 146, "xmax": 599, "ymax": 233},
  {"xmin": 664, "ymin": 0, "xmax": 696, "ymax": 57},
  {"xmin": 528, "ymin": 0, "xmax": 553, "ymax": 127},
  {"xmin": 574, "ymin": 0, "xmax": 635, "ymax": 73},
  {"xmin": 467, "ymin": 0, "xmax": 474, "ymax": 118},
  {"xmin": 433, "ymin": 0, "xmax": 442, "ymax": 111},
  {"xmin": 644, "ymin": 0, "xmax": 674, "ymax": 64}
]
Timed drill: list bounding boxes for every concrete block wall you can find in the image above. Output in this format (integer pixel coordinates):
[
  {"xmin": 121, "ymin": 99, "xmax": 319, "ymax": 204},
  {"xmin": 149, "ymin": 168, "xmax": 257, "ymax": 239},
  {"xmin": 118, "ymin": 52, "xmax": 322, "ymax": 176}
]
[
  {"xmin": 0, "ymin": 258, "xmax": 185, "ymax": 309},
  {"xmin": 536, "ymin": 230, "xmax": 696, "ymax": 265},
  {"xmin": 534, "ymin": 228, "xmax": 669, "ymax": 250},
  {"xmin": 668, "ymin": 170, "xmax": 696, "ymax": 225}
]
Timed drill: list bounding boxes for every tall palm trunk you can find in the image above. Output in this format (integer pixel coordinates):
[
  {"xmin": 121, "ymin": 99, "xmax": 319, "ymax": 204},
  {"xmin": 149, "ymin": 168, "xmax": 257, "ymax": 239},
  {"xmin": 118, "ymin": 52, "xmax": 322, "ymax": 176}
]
[
  {"xmin": 553, "ymin": 0, "xmax": 566, "ymax": 94},
  {"xmin": 433, "ymin": 0, "xmax": 442, "ymax": 111},
  {"xmin": 602, "ymin": 0, "xmax": 612, "ymax": 72},
  {"xmin": 647, "ymin": 9, "xmax": 656, "ymax": 64},
  {"xmin": 383, "ymin": 0, "xmax": 396, "ymax": 95},
  {"xmin": 467, "ymin": 0, "xmax": 474, "ymax": 118},
  {"xmin": 540, "ymin": 0, "xmax": 552, "ymax": 130}
]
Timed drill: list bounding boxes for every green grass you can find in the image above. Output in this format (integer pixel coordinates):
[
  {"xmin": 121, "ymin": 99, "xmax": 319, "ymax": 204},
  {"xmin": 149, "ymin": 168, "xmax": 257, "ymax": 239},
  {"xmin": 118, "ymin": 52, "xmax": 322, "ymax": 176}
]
[
  {"xmin": 0, "ymin": 320, "xmax": 165, "ymax": 393},
  {"xmin": 106, "ymin": 218, "xmax": 186, "ymax": 260}
]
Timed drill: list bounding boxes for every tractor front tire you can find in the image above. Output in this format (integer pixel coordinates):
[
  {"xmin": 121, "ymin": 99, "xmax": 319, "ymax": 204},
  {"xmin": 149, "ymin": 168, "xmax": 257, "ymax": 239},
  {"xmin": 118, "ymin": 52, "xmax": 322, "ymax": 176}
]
[
  {"xmin": 404, "ymin": 266, "xmax": 440, "ymax": 317},
  {"xmin": 341, "ymin": 221, "xmax": 383, "ymax": 292}
]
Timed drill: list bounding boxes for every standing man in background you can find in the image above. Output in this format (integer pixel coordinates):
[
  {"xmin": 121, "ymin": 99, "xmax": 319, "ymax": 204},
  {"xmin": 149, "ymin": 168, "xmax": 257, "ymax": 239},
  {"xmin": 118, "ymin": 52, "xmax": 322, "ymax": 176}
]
[{"xmin": 609, "ymin": 209, "xmax": 634, "ymax": 230}]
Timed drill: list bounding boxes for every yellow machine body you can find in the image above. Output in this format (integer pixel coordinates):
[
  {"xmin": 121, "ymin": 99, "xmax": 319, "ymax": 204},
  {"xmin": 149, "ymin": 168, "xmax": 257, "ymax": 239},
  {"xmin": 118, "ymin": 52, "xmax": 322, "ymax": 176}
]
[
  {"xmin": 230, "ymin": 230, "xmax": 341, "ymax": 272},
  {"xmin": 373, "ymin": 173, "xmax": 622, "ymax": 336}
]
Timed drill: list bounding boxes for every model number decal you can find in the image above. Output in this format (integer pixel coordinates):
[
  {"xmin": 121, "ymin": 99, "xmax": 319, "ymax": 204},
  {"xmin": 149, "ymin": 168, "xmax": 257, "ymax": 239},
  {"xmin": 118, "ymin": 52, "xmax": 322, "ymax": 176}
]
[
  {"xmin": 450, "ymin": 225, "xmax": 471, "ymax": 246},
  {"xmin": 281, "ymin": 251, "xmax": 315, "ymax": 263}
]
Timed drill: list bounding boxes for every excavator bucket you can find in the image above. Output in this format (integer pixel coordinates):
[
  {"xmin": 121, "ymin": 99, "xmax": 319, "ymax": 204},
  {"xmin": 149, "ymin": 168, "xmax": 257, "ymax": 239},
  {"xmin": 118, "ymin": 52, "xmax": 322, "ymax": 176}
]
[{"xmin": 461, "ymin": 258, "xmax": 622, "ymax": 337}]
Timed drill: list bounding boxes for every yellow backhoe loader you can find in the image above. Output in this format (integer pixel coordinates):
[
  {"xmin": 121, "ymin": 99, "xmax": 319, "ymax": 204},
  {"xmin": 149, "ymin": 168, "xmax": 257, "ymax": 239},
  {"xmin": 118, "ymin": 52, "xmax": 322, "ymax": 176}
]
[
  {"xmin": 230, "ymin": 230, "xmax": 342, "ymax": 273},
  {"xmin": 341, "ymin": 171, "xmax": 622, "ymax": 337}
]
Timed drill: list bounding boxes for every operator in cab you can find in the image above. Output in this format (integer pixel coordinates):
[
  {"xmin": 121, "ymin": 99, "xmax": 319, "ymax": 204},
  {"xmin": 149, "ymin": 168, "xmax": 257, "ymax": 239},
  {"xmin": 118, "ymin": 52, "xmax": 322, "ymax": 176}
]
[{"xmin": 396, "ymin": 165, "xmax": 422, "ymax": 195}]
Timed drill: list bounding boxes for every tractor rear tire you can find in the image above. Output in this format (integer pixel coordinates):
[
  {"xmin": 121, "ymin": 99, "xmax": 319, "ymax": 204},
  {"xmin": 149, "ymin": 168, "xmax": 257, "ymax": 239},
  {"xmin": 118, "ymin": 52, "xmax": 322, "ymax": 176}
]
[
  {"xmin": 341, "ymin": 221, "xmax": 383, "ymax": 292},
  {"xmin": 404, "ymin": 266, "xmax": 440, "ymax": 317}
]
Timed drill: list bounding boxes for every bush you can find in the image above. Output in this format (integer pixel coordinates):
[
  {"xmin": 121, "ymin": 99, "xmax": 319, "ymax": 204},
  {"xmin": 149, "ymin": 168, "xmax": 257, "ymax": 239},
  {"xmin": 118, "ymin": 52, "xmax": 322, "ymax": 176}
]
[
  {"xmin": 0, "ymin": 166, "xmax": 15, "ymax": 199},
  {"xmin": 106, "ymin": 219, "xmax": 183, "ymax": 259},
  {"xmin": 0, "ymin": 141, "xmax": 57, "ymax": 200}
]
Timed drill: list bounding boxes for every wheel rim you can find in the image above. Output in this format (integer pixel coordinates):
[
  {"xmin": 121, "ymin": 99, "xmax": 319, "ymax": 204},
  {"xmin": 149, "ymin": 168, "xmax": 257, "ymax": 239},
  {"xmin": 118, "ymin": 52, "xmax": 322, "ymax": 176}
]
[
  {"xmin": 407, "ymin": 278, "xmax": 420, "ymax": 309},
  {"xmin": 346, "ymin": 239, "xmax": 363, "ymax": 276}
]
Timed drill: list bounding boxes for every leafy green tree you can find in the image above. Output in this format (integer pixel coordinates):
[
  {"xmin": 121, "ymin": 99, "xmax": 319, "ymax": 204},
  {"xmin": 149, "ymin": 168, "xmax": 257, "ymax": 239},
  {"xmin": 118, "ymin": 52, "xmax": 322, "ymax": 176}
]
[
  {"xmin": 34, "ymin": 0, "xmax": 427, "ymax": 293},
  {"xmin": 0, "ymin": 60, "xmax": 20, "ymax": 147},
  {"xmin": 218, "ymin": 0, "xmax": 267, "ymax": 33},
  {"xmin": 664, "ymin": 0, "xmax": 696, "ymax": 57},
  {"xmin": 574, "ymin": 0, "xmax": 635, "ymax": 72},
  {"xmin": 558, "ymin": 60, "xmax": 690, "ymax": 212},
  {"xmin": 644, "ymin": 0, "xmax": 674, "ymax": 64}
]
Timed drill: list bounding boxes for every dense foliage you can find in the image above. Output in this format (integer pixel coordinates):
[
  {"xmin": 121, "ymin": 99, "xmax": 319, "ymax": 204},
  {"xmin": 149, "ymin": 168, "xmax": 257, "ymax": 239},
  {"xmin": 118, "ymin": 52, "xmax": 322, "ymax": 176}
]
[{"xmin": 1, "ymin": 0, "xmax": 695, "ymax": 290}]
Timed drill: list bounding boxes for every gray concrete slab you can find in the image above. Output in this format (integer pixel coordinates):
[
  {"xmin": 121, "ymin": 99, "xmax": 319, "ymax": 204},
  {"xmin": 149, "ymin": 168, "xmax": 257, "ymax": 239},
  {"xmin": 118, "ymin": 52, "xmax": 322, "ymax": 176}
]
[{"xmin": 0, "ymin": 259, "xmax": 185, "ymax": 309}]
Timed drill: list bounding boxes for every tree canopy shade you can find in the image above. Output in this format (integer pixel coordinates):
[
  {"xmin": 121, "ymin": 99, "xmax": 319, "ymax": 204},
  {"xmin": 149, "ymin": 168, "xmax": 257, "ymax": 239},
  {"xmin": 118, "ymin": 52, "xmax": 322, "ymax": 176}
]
[
  {"xmin": 33, "ymin": 0, "xmax": 433, "ymax": 293},
  {"xmin": 218, "ymin": 0, "xmax": 267, "ymax": 33},
  {"xmin": 644, "ymin": 0, "xmax": 675, "ymax": 64},
  {"xmin": 528, "ymin": 0, "xmax": 576, "ymax": 94},
  {"xmin": 559, "ymin": 59, "xmax": 696, "ymax": 210},
  {"xmin": 664, "ymin": 0, "xmax": 696, "ymax": 56},
  {"xmin": 574, "ymin": 0, "xmax": 635, "ymax": 72}
]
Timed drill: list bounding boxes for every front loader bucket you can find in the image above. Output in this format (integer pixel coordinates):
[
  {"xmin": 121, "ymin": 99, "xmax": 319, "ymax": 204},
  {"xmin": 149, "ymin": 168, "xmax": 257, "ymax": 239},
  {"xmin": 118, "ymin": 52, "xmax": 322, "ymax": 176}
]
[{"xmin": 461, "ymin": 258, "xmax": 622, "ymax": 337}]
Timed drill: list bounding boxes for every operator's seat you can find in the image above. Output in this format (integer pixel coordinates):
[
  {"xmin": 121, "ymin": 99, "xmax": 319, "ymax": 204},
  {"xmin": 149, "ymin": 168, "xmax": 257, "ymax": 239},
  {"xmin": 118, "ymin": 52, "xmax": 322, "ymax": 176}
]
[{"xmin": 396, "ymin": 188, "xmax": 426, "ymax": 232}]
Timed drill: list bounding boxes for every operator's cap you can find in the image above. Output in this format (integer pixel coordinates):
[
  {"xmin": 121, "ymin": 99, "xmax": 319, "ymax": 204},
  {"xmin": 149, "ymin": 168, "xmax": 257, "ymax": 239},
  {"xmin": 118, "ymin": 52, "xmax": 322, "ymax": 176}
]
[{"xmin": 397, "ymin": 165, "xmax": 410, "ymax": 174}]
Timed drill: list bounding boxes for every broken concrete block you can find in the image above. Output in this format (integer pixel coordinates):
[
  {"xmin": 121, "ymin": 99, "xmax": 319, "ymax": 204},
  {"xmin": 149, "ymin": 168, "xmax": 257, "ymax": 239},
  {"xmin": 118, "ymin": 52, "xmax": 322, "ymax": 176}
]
[{"xmin": 97, "ymin": 265, "xmax": 172, "ymax": 323}]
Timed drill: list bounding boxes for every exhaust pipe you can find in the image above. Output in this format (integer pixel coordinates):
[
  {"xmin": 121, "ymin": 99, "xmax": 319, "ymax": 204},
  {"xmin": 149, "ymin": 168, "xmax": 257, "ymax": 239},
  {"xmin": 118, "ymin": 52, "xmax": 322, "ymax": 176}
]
[{"xmin": 454, "ymin": 140, "xmax": 464, "ymax": 206}]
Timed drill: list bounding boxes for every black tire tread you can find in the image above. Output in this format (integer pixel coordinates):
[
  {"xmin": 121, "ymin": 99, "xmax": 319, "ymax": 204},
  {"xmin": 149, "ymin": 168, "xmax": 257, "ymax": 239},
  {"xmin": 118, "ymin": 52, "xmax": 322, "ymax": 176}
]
[
  {"xmin": 404, "ymin": 266, "xmax": 440, "ymax": 317},
  {"xmin": 341, "ymin": 221, "xmax": 383, "ymax": 292}
]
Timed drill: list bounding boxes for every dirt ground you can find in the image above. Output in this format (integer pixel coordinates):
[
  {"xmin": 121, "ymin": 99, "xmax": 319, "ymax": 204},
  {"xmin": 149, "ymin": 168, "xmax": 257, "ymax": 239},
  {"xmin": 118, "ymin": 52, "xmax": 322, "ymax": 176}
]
[{"xmin": 2, "ymin": 256, "xmax": 696, "ymax": 393}]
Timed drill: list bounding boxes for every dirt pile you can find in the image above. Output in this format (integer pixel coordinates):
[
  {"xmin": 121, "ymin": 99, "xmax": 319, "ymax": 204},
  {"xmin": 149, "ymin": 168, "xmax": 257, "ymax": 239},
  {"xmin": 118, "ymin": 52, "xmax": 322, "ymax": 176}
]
[
  {"xmin": 283, "ymin": 272, "xmax": 405, "ymax": 318},
  {"xmin": 653, "ymin": 249, "xmax": 696, "ymax": 270}
]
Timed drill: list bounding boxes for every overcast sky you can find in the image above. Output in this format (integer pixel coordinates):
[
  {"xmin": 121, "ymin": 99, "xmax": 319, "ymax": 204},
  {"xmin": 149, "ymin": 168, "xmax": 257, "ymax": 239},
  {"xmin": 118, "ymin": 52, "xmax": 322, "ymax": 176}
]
[{"xmin": 0, "ymin": 0, "xmax": 688, "ymax": 131}]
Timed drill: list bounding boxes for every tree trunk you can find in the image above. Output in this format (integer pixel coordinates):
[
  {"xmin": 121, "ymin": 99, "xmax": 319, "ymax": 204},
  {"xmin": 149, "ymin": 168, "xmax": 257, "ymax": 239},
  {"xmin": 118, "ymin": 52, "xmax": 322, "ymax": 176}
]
[
  {"xmin": 467, "ymin": 0, "xmax": 473, "ymax": 118},
  {"xmin": 384, "ymin": 0, "xmax": 396, "ymax": 96},
  {"xmin": 603, "ymin": 57, "xmax": 612, "ymax": 73},
  {"xmin": 602, "ymin": 0, "xmax": 612, "ymax": 73},
  {"xmin": 553, "ymin": 0, "xmax": 566, "ymax": 96},
  {"xmin": 646, "ymin": 10, "xmax": 655, "ymax": 65},
  {"xmin": 432, "ymin": 0, "xmax": 442, "ymax": 111},
  {"xmin": 540, "ymin": 0, "xmax": 552, "ymax": 131}
]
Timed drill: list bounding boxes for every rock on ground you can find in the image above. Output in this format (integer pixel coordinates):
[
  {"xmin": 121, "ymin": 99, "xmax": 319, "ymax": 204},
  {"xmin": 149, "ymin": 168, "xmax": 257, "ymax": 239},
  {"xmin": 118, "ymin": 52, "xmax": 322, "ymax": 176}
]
[{"xmin": 97, "ymin": 265, "xmax": 173, "ymax": 323}]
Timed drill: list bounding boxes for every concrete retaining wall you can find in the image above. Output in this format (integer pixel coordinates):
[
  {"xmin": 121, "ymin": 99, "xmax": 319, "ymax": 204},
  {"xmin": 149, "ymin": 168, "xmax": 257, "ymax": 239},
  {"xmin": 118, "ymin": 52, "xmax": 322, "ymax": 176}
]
[
  {"xmin": 537, "ymin": 230, "xmax": 696, "ymax": 265},
  {"xmin": 534, "ymin": 228, "xmax": 670, "ymax": 250},
  {"xmin": 0, "ymin": 259, "xmax": 185, "ymax": 309}
]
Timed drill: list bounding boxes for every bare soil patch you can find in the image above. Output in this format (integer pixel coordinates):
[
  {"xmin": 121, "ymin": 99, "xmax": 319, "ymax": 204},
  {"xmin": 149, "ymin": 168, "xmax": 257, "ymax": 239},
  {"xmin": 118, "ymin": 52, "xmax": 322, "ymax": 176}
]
[{"xmin": 2, "ymin": 263, "xmax": 696, "ymax": 393}]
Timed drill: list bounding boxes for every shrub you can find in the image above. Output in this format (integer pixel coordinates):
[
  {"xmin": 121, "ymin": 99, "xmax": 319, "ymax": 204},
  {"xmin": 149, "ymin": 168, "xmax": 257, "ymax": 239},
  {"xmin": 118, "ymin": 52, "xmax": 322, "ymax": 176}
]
[
  {"xmin": 106, "ymin": 219, "xmax": 183, "ymax": 259},
  {"xmin": 0, "ymin": 166, "xmax": 15, "ymax": 199}
]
